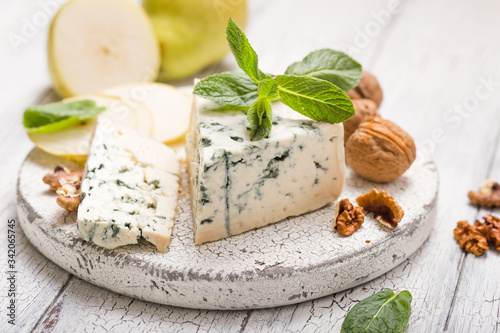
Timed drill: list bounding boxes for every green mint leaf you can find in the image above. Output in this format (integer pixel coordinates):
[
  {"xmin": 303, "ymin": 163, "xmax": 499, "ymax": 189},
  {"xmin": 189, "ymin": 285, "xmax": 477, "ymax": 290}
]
[
  {"xmin": 341, "ymin": 290, "xmax": 412, "ymax": 333},
  {"xmin": 258, "ymin": 79, "xmax": 280, "ymax": 101},
  {"xmin": 24, "ymin": 100, "xmax": 105, "ymax": 133},
  {"xmin": 285, "ymin": 49, "xmax": 362, "ymax": 91},
  {"xmin": 226, "ymin": 18, "xmax": 270, "ymax": 82},
  {"xmin": 194, "ymin": 72, "xmax": 259, "ymax": 107},
  {"xmin": 276, "ymin": 75, "xmax": 354, "ymax": 123},
  {"xmin": 247, "ymin": 98, "xmax": 272, "ymax": 140}
]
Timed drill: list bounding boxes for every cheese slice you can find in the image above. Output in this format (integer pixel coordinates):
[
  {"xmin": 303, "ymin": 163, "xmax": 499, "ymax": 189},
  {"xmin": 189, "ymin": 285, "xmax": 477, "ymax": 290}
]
[
  {"xmin": 187, "ymin": 96, "xmax": 345, "ymax": 244},
  {"xmin": 77, "ymin": 119, "xmax": 180, "ymax": 252}
]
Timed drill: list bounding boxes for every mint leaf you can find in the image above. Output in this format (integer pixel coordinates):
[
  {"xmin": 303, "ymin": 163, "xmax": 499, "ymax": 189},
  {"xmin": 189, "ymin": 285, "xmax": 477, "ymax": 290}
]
[
  {"xmin": 276, "ymin": 75, "xmax": 354, "ymax": 123},
  {"xmin": 226, "ymin": 18, "xmax": 270, "ymax": 82},
  {"xmin": 258, "ymin": 79, "xmax": 279, "ymax": 101},
  {"xmin": 194, "ymin": 72, "xmax": 258, "ymax": 106},
  {"xmin": 247, "ymin": 98, "xmax": 272, "ymax": 140},
  {"xmin": 24, "ymin": 100, "xmax": 105, "ymax": 133},
  {"xmin": 341, "ymin": 290, "xmax": 412, "ymax": 333},
  {"xmin": 285, "ymin": 49, "xmax": 362, "ymax": 91}
]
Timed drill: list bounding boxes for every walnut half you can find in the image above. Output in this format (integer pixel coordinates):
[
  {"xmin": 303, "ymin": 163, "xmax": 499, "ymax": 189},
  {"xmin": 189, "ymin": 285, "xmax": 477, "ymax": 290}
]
[
  {"xmin": 483, "ymin": 214, "xmax": 500, "ymax": 251},
  {"xmin": 43, "ymin": 165, "xmax": 82, "ymax": 191},
  {"xmin": 333, "ymin": 199, "xmax": 364, "ymax": 236},
  {"xmin": 56, "ymin": 182, "xmax": 81, "ymax": 211},
  {"xmin": 454, "ymin": 220, "xmax": 489, "ymax": 256},
  {"xmin": 356, "ymin": 188, "xmax": 404, "ymax": 229},
  {"xmin": 468, "ymin": 180, "xmax": 500, "ymax": 208},
  {"xmin": 43, "ymin": 165, "xmax": 83, "ymax": 211}
]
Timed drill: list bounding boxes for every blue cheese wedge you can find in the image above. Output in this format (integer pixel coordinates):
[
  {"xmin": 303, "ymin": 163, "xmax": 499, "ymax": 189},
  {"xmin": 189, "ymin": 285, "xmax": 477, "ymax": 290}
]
[
  {"xmin": 187, "ymin": 96, "xmax": 345, "ymax": 244},
  {"xmin": 77, "ymin": 120, "xmax": 180, "ymax": 252}
]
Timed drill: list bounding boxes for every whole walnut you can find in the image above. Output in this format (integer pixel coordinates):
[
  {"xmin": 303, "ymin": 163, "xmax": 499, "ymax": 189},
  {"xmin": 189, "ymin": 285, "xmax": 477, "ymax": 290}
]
[
  {"xmin": 347, "ymin": 72, "xmax": 383, "ymax": 107},
  {"xmin": 343, "ymin": 99, "xmax": 379, "ymax": 143},
  {"xmin": 346, "ymin": 117, "xmax": 416, "ymax": 183}
]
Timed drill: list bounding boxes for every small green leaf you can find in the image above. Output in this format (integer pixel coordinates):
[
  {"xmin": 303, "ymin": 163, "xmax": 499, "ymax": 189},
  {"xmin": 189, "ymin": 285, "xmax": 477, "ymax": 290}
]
[
  {"xmin": 276, "ymin": 75, "xmax": 354, "ymax": 123},
  {"xmin": 341, "ymin": 290, "xmax": 412, "ymax": 333},
  {"xmin": 247, "ymin": 98, "xmax": 272, "ymax": 141},
  {"xmin": 226, "ymin": 18, "xmax": 270, "ymax": 82},
  {"xmin": 23, "ymin": 100, "xmax": 105, "ymax": 133},
  {"xmin": 193, "ymin": 72, "xmax": 259, "ymax": 106},
  {"xmin": 258, "ymin": 79, "xmax": 280, "ymax": 101},
  {"xmin": 285, "ymin": 49, "xmax": 362, "ymax": 91}
]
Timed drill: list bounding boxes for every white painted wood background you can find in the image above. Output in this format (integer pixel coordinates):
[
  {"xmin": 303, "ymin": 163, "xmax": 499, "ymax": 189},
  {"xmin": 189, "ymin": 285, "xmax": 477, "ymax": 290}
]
[{"xmin": 1, "ymin": 0, "xmax": 499, "ymax": 332}]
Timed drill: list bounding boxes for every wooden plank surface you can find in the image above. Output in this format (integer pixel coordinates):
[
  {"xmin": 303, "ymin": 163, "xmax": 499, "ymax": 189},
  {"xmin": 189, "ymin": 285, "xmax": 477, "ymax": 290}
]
[
  {"xmin": 32, "ymin": 277, "xmax": 250, "ymax": 333},
  {"xmin": 1, "ymin": 0, "xmax": 499, "ymax": 332}
]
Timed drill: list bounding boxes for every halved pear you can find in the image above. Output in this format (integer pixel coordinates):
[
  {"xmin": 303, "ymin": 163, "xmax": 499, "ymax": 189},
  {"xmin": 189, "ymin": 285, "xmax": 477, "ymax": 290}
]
[
  {"xmin": 48, "ymin": 0, "xmax": 160, "ymax": 98},
  {"xmin": 143, "ymin": 0, "xmax": 247, "ymax": 80},
  {"xmin": 103, "ymin": 83, "xmax": 192, "ymax": 144}
]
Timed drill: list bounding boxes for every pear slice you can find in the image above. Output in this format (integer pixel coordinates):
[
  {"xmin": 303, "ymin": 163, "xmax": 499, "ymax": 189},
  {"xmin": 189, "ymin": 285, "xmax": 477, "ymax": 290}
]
[
  {"xmin": 96, "ymin": 94, "xmax": 154, "ymax": 137},
  {"xmin": 48, "ymin": 0, "xmax": 160, "ymax": 98},
  {"xmin": 103, "ymin": 83, "xmax": 192, "ymax": 144},
  {"xmin": 29, "ymin": 118, "xmax": 97, "ymax": 165},
  {"xmin": 64, "ymin": 94, "xmax": 137, "ymax": 131},
  {"xmin": 28, "ymin": 94, "xmax": 154, "ymax": 163},
  {"xmin": 65, "ymin": 94, "xmax": 154, "ymax": 136}
]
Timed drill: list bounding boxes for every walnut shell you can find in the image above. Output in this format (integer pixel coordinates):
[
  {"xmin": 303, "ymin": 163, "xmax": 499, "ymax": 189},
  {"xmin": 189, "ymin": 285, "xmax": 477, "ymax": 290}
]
[
  {"xmin": 346, "ymin": 72, "xmax": 383, "ymax": 107},
  {"xmin": 346, "ymin": 117, "xmax": 416, "ymax": 183},
  {"xmin": 343, "ymin": 99, "xmax": 379, "ymax": 143}
]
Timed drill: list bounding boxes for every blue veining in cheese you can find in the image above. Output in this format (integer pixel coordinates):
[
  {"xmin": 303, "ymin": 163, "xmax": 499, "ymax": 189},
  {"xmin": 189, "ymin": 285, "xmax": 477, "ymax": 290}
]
[{"xmin": 187, "ymin": 96, "xmax": 345, "ymax": 244}]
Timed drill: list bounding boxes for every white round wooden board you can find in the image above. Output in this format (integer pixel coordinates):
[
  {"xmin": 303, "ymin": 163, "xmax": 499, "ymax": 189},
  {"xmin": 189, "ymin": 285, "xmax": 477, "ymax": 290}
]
[{"xmin": 17, "ymin": 148, "xmax": 438, "ymax": 310}]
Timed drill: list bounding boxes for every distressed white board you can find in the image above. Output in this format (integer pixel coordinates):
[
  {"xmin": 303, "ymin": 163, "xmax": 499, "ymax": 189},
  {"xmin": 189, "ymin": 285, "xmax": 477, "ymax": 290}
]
[{"xmin": 17, "ymin": 148, "xmax": 438, "ymax": 309}]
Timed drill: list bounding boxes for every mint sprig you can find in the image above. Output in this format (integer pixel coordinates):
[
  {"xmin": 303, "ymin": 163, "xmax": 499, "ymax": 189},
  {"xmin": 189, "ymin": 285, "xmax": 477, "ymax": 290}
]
[
  {"xmin": 23, "ymin": 100, "xmax": 106, "ymax": 133},
  {"xmin": 194, "ymin": 18, "xmax": 359, "ymax": 141}
]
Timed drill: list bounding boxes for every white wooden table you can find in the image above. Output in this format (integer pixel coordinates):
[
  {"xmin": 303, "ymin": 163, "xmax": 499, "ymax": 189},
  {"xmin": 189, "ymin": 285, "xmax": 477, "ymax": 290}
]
[{"xmin": 1, "ymin": 0, "xmax": 499, "ymax": 332}]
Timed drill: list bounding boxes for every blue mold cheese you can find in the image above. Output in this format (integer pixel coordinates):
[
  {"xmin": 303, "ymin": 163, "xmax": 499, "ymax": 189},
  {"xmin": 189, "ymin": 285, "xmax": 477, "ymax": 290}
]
[
  {"xmin": 77, "ymin": 120, "xmax": 180, "ymax": 252},
  {"xmin": 187, "ymin": 96, "xmax": 346, "ymax": 244}
]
